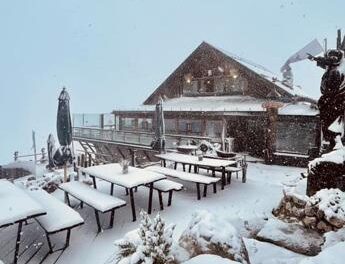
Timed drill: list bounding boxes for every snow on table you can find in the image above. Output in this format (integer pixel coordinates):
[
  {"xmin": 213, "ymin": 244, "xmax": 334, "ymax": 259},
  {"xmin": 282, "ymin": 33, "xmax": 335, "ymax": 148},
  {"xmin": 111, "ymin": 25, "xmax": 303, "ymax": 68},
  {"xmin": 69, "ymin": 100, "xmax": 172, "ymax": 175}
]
[
  {"xmin": 28, "ymin": 189, "xmax": 84, "ymax": 233},
  {"xmin": 146, "ymin": 166, "xmax": 220, "ymax": 184},
  {"xmin": 0, "ymin": 179, "xmax": 45, "ymax": 227},
  {"xmin": 80, "ymin": 163, "xmax": 166, "ymax": 188},
  {"xmin": 60, "ymin": 181, "xmax": 126, "ymax": 212},
  {"xmin": 183, "ymin": 254, "xmax": 240, "ymax": 263},
  {"xmin": 156, "ymin": 153, "xmax": 236, "ymax": 168}
]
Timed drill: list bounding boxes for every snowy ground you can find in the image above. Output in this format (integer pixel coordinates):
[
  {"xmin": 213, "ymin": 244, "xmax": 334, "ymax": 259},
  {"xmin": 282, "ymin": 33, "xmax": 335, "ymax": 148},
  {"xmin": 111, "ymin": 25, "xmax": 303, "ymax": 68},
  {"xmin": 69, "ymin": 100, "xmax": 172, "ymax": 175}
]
[{"xmin": 0, "ymin": 161, "xmax": 309, "ymax": 264}]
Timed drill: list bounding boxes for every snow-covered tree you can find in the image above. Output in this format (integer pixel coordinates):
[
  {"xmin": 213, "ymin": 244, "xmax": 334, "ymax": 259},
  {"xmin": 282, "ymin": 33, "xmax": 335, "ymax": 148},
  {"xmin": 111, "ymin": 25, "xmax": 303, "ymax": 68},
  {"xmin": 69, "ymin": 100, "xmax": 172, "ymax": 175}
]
[{"xmin": 115, "ymin": 210, "xmax": 176, "ymax": 264}]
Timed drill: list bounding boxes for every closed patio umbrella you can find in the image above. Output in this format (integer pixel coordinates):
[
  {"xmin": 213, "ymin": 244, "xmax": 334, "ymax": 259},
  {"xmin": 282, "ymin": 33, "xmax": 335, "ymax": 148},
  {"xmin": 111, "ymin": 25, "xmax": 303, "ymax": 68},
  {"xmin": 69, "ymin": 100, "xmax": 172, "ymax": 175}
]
[
  {"xmin": 153, "ymin": 97, "xmax": 165, "ymax": 153},
  {"xmin": 57, "ymin": 87, "xmax": 73, "ymax": 181}
]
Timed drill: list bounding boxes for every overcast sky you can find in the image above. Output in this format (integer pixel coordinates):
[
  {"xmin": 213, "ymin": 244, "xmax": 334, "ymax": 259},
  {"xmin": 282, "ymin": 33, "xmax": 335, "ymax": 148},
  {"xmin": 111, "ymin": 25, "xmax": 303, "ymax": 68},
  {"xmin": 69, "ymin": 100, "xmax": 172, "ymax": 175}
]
[{"xmin": 0, "ymin": 0, "xmax": 344, "ymax": 164}]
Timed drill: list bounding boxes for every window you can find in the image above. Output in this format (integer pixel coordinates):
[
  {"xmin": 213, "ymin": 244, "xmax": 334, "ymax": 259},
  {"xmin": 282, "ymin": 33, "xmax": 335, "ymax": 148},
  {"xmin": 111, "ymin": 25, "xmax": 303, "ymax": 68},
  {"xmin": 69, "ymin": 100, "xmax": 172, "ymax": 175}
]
[{"xmin": 204, "ymin": 78, "xmax": 214, "ymax": 92}]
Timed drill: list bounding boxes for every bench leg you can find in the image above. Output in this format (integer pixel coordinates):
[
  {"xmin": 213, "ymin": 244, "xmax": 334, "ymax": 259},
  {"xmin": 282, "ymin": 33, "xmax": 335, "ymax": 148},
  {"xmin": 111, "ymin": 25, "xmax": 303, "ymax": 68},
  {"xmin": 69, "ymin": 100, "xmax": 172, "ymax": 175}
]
[
  {"xmin": 168, "ymin": 190, "xmax": 173, "ymax": 206},
  {"xmin": 194, "ymin": 165, "xmax": 198, "ymax": 173},
  {"xmin": 110, "ymin": 183, "xmax": 114, "ymax": 196},
  {"xmin": 148, "ymin": 183, "xmax": 153, "ymax": 214},
  {"xmin": 134, "ymin": 187, "xmax": 138, "ymax": 192},
  {"xmin": 46, "ymin": 232, "xmax": 53, "ymax": 253},
  {"xmin": 14, "ymin": 221, "xmax": 23, "ymax": 264},
  {"xmin": 80, "ymin": 201, "xmax": 84, "ymax": 209},
  {"xmin": 212, "ymin": 169, "xmax": 216, "ymax": 177},
  {"xmin": 125, "ymin": 188, "xmax": 129, "ymax": 196},
  {"xmin": 242, "ymin": 167, "xmax": 247, "ymax": 183},
  {"xmin": 213, "ymin": 183, "xmax": 217, "ymax": 193},
  {"xmin": 203, "ymin": 184, "xmax": 207, "ymax": 197},
  {"xmin": 110, "ymin": 209, "xmax": 115, "ymax": 228},
  {"xmin": 158, "ymin": 191, "xmax": 164, "ymax": 210},
  {"xmin": 174, "ymin": 162, "xmax": 177, "ymax": 170},
  {"xmin": 65, "ymin": 229, "xmax": 71, "ymax": 248},
  {"xmin": 163, "ymin": 160, "xmax": 166, "ymax": 167},
  {"xmin": 196, "ymin": 183, "xmax": 201, "ymax": 200},
  {"xmin": 227, "ymin": 172, "xmax": 232, "ymax": 184},
  {"xmin": 65, "ymin": 192, "xmax": 71, "ymax": 207},
  {"xmin": 188, "ymin": 164, "xmax": 192, "ymax": 173},
  {"xmin": 221, "ymin": 167, "xmax": 225, "ymax": 190},
  {"xmin": 129, "ymin": 188, "xmax": 136, "ymax": 222},
  {"xmin": 182, "ymin": 163, "xmax": 186, "ymax": 172},
  {"xmin": 95, "ymin": 210, "xmax": 102, "ymax": 233},
  {"xmin": 91, "ymin": 175, "xmax": 97, "ymax": 189}
]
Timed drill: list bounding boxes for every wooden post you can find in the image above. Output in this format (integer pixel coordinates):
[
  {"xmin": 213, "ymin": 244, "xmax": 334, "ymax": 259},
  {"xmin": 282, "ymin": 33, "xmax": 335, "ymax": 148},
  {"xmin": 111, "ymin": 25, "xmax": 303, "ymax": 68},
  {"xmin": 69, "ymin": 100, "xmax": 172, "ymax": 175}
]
[{"xmin": 265, "ymin": 107, "xmax": 278, "ymax": 164}]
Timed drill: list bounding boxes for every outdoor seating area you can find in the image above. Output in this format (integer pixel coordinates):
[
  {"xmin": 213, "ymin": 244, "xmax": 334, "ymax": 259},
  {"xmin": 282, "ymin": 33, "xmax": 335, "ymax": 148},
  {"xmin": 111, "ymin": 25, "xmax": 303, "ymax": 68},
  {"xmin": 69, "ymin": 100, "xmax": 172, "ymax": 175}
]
[{"xmin": 0, "ymin": 152, "xmax": 248, "ymax": 263}]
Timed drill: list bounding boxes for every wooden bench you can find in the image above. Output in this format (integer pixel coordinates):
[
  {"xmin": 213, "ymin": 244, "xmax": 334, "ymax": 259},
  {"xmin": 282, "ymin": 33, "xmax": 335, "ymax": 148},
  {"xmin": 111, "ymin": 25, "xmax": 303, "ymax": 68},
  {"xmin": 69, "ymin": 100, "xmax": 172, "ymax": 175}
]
[
  {"xmin": 145, "ymin": 166, "xmax": 220, "ymax": 200},
  {"xmin": 151, "ymin": 179, "xmax": 183, "ymax": 210},
  {"xmin": 59, "ymin": 182, "xmax": 126, "ymax": 232},
  {"xmin": 28, "ymin": 190, "xmax": 84, "ymax": 253}
]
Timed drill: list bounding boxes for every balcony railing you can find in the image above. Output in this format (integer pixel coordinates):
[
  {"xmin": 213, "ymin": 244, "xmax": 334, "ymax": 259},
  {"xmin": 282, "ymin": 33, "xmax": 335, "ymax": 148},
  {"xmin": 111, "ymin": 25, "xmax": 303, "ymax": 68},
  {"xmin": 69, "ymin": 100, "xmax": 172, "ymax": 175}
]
[{"xmin": 73, "ymin": 127, "xmax": 212, "ymax": 149}]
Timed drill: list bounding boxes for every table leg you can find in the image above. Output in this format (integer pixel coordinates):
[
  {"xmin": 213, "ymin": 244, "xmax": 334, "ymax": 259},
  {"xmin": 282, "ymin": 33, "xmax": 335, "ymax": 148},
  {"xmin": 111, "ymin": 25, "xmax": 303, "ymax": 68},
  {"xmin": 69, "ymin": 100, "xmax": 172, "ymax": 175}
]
[
  {"xmin": 129, "ymin": 188, "xmax": 136, "ymax": 222},
  {"xmin": 95, "ymin": 210, "xmax": 101, "ymax": 232},
  {"xmin": 148, "ymin": 183, "xmax": 154, "ymax": 214},
  {"xmin": 110, "ymin": 209, "xmax": 115, "ymax": 228},
  {"xmin": 163, "ymin": 160, "xmax": 166, "ymax": 167},
  {"xmin": 203, "ymin": 184, "xmax": 207, "ymax": 197},
  {"xmin": 65, "ymin": 229, "xmax": 71, "ymax": 248},
  {"xmin": 110, "ymin": 183, "xmax": 114, "ymax": 196},
  {"xmin": 14, "ymin": 221, "xmax": 23, "ymax": 264},
  {"xmin": 221, "ymin": 167, "xmax": 225, "ymax": 190},
  {"xmin": 194, "ymin": 165, "xmax": 198, "ymax": 173},
  {"xmin": 213, "ymin": 183, "xmax": 217, "ymax": 193},
  {"xmin": 196, "ymin": 183, "xmax": 201, "ymax": 200},
  {"xmin": 158, "ymin": 191, "xmax": 164, "ymax": 210},
  {"xmin": 91, "ymin": 175, "xmax": 97, "ymax": 189},
  {"xmin": 182, "ymin": 164, "xmax": 186, "ymax": 172},
  {"xmin": 168, "ymin": 190, "xmax": 173, "ymax": 206},
  {"xmin": 174, "ymin": 162, "xmax": 177, "ymax": 170}
]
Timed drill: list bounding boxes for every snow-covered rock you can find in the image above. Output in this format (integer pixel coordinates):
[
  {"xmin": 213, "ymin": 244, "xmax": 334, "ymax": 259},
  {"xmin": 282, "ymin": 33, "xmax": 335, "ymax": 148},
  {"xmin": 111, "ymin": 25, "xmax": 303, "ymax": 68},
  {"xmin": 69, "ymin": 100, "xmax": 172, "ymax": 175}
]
[
  {"xmin": 308, "ymin": 189, "xmax": 345, "ymax": 228},
  {"xmin": 323, "ymin": 228, "xmax": 345, "ymax": 249},
  {"xmin": 256, "ymin": 218, "xmax": 324, "ymax": 256},
  {"xmin": 299, "ymin": 242, "xmax": 345, "ymax": 264},
  {"xmin": 179, "ymin": 210, "xmax": 250, "ymax": 264},
  {"xmin": 183, "ymin": 254, "xmax": 240, "ymax": 264}
]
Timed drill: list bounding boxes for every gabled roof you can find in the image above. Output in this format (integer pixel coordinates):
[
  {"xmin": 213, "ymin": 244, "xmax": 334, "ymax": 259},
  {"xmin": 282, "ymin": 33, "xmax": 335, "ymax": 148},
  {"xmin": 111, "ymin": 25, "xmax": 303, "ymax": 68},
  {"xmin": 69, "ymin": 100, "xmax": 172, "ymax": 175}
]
[{"xmin": 143, "ymin": 41, "xmax": 316, "ymax": 105}]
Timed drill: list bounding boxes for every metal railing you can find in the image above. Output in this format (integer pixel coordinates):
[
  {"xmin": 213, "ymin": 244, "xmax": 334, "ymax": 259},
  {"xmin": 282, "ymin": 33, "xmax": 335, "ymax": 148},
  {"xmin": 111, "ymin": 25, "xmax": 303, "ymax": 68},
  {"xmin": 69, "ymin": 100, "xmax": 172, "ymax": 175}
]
[{"xmin": 73, "ymin": 127, "xmax": 212, "ymax": 148}]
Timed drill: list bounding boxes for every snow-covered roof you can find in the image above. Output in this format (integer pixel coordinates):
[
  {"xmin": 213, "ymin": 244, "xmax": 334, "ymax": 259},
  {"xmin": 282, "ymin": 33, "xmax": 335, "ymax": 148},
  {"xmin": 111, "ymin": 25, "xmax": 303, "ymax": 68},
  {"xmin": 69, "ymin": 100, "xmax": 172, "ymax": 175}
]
[
  {"xmin": 134, "ymin": 96, "xmax": 318, "ymax": 116},
  {"xmin": 214, "ymin": 44, "xmax": 311, "ymax": 99}
]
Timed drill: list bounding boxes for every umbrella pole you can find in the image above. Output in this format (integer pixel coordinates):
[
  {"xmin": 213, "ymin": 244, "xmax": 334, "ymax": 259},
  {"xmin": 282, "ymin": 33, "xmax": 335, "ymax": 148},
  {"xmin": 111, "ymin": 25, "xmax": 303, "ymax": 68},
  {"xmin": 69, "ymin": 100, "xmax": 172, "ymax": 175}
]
[{"xmin": 64, "ymin": 163, "xmax": 67, "ymax": 182}]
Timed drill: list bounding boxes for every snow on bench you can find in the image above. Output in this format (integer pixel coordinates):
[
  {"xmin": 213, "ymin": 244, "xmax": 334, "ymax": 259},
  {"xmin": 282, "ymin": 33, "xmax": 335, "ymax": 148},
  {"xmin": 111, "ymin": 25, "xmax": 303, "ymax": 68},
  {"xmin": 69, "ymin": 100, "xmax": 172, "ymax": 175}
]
[
  {"xmin": 60, "ymin": 182, "xmax": 126, "ymax": 213},
  {"xmin": 59, "ymin": 181, "xmax": 126, "ymax": 232},
  {"xmin": 29, "ymin": 190, "xmax": 84, "ymax": 233},
  {"xmin": 153, "ymin": 179, "xmax": 183, "ymax": 192},
  {"xmin": 145, "ymin": 166, "xmax": 220, "ymax": 200},
  {"xmin": 146, "ymin": 166, "xmax": 219, "ymax": 185},
  {"xmin": 28, "ymin": 190, "xmax": 84, "ymax": 252},
  {"xmin": 151, "ymin": 179, "xmax": 183, "ymax": 210}
]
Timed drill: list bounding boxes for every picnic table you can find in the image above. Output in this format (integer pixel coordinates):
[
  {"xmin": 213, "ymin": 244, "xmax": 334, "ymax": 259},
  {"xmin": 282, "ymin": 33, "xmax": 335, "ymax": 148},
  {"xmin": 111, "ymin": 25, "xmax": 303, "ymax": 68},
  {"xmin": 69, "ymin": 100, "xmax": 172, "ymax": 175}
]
[
  {"xmin": 155, "ymin": 153, "xmax": 236, "ymax": 189},
  {"xmin": 80, "ymin": 163, "xmax": 166, "ymax": 221},
  {"xmin": 0, "ymin": 180, "xmax": 46, "ymax": 264}
]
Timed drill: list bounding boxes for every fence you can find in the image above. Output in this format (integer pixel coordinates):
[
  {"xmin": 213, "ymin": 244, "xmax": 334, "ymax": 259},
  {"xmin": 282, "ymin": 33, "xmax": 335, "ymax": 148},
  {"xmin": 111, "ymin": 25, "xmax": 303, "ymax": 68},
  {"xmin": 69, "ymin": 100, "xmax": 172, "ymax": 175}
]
[{"xmin": 73, "ymin": 127, "xmax": 212, "ymax": 149}]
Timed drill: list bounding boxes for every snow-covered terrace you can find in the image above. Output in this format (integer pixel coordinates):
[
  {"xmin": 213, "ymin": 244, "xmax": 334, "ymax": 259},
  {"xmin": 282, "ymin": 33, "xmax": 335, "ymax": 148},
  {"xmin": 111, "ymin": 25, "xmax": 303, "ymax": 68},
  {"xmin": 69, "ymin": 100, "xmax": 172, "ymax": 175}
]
[{"xmin": 0, "ymin": 162, "xmax": 315, "ymax": 264}]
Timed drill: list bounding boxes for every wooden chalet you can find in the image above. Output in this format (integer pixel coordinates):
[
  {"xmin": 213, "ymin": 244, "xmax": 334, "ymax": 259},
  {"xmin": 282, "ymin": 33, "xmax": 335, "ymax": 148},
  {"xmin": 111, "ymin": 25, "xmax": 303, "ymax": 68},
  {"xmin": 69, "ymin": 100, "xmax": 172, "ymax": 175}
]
[{"xmin": 73, "ymin": 41, "xmax": 320, "ymax": 165}]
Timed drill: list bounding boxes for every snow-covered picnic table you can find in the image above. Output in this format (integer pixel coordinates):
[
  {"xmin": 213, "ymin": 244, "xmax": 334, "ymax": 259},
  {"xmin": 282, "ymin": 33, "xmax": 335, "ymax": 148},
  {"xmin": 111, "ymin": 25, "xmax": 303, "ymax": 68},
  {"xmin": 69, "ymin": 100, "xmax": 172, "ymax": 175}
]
[
  {"xmin": 79, "ymin": 163, "xmax": 166, "ymax": 221},
  {"xmin": 0, "ymin": 180, "xmax": 46, "ymax": 264},
  {"xmin": 155, "ymin": 153, "xmax": 236, "ymax": 189}
]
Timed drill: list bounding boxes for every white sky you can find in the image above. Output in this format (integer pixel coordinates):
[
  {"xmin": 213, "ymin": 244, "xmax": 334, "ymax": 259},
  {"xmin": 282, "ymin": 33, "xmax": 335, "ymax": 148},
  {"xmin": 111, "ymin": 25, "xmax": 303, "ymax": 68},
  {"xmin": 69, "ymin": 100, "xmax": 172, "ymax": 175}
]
[{"xmin": 0, "ymin": 0, "xmax": 344, "ymax": 164}]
